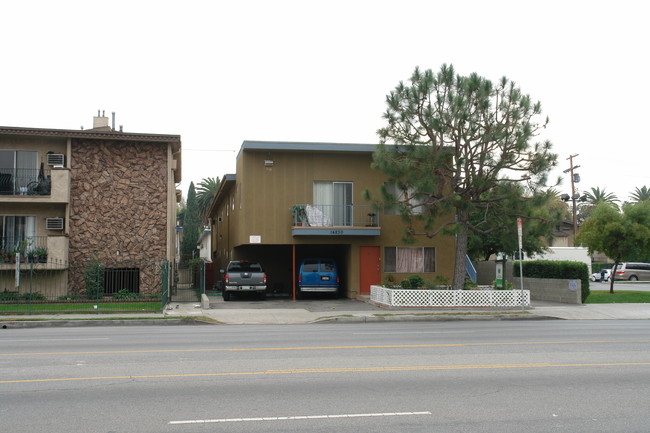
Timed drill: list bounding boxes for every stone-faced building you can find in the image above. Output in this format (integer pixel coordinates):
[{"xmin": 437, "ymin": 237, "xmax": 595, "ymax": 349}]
[{"xmin": 0, "ymin": 113, "xmax": 181, "ymax": 297}]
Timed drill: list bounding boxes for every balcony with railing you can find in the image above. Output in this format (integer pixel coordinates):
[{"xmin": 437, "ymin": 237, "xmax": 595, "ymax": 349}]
[
  {"xmin": 0, "ymin": 167, "xmax": 52, "ymax": 196},
  {"xmin": 0, "ymin": 235, "xmax": 68, "ymax": 268},
  {"xmin": 291, "ymin": 204, "xmax": 380, "ymax": 236},
  {"xmin": 0, "ymin": 167, "xmax": 69, "ymax": 202}
]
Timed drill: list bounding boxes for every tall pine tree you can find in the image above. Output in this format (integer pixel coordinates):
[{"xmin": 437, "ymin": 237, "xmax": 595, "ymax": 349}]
[{"xmin": 371, "ymin": 64, "xmax": 558, "ymax": 289}]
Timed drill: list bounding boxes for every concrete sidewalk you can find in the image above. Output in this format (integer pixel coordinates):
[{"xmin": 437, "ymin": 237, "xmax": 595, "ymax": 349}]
[
  {"xmin": 161, "ymin": 296, "xmax": 650, "ymax": 324},
  {"xmin": 2, "ymin": 297, "xmax": 650, "ymax": 328}
]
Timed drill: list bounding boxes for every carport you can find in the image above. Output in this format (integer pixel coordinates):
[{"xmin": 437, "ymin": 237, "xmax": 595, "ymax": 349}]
[{"xmin": 230, "ymin": 244, "xmax": 351, "ymax": 299}]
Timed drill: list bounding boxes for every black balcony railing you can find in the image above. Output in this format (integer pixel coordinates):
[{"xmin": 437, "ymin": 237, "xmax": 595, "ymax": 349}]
[
  {"xmin": 0, "ymin": 168, "xmax": 51, "ymax": 195},
  {"xmin": 0, "ymin": 236, "xmax": 49, "ymax": 263}
]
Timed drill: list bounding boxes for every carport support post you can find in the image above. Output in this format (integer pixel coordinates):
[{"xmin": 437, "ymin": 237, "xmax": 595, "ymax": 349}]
[{"xmin": 292, "ymin": 244, "xmax": 296, "ymax": 301}]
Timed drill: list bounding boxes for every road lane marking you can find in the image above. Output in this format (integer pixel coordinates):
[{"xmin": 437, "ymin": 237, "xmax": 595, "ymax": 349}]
[
  {"xmin": 169, "ymin": 411, "xmax": 433, "ymax": 424},
  {"xmin": 2, "ymin": 362, "xmax": 650, "ymax": 384},
  {"xmin": 2, "ymin": 339, "xmax": 649, "ymax": 357}
]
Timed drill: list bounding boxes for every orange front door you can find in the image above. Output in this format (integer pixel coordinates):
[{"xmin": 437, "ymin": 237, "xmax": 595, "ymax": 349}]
[{"xmin": 359, "ymin": 246, "xmax": 381, "ymax": 295}]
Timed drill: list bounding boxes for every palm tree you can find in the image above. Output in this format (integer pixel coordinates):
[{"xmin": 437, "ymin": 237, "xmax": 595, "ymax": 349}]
[
  {"xmin": 630, "ymin": 186, "xmax": 650, "ymax": 203},
  {"xmin": 583, "ymin": 186, "xmax": 619, "ymax": 206},
  {"xmin": 195, "ymin": 177, "xmax": 221, "ymax": 225}
]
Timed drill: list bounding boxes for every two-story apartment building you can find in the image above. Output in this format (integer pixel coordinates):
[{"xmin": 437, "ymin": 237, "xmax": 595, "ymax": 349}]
[
  {"xmin": 0, "ymin": 113, "xmax": 181, "ymax": 298},
  {"xmin": 207, "ymin": 140, "xmax": 456, "ymax": 299}
]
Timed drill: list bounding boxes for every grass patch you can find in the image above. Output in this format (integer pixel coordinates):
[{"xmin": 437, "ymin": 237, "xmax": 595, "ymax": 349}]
[
  {"xmin": 0, "ymin": 302, "xmax": 162, "ymax": 315},
  {"xmin": 586, "ymin": 290, "xmax": 650, "ymax": 304}
]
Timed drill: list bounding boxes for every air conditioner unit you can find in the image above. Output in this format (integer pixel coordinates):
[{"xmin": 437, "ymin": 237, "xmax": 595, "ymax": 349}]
[
  {"xmin": 47, "ymin": 153, "xmax": 65, "ymax": 167},
  {"xmin": 46, "ymin": 217, "xmax": 64, "ymax": 230}
]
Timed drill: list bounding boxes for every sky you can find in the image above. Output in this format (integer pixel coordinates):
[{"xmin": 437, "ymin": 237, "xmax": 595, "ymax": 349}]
[{"xmin": 2, "ymin": 0, "xmax": 648, "ymax": 203}]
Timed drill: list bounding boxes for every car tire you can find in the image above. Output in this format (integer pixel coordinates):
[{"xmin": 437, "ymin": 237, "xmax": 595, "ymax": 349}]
[
  {"xmin": 629, "ymin": 275, "xmax": 639, "ymax": 281},
  {"xmin": 223, "ymin": 292, "xmax": 231, "ymax": 301}
]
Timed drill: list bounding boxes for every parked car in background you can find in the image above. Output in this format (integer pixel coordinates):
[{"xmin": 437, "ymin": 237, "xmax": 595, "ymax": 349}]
[
  {"xmin": 297, "ymin": 258, "xmax": 340, "ymax": 297},
  {"xmin": 611, "ymin": 262, "xmax": 650, "ymax": 281},
  {"xmin": 590, "ymin": 269, "xmax": 611, "ymax": 282},
  {"xmin": 221, "ymin": 260, "xmax": 267, "ymax": 301}
]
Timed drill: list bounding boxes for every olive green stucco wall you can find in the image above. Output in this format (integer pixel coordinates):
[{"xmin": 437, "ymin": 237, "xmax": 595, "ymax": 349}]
[{"xmin": 210, "ymin": 144, "xmax": 456, "ymax": 297}]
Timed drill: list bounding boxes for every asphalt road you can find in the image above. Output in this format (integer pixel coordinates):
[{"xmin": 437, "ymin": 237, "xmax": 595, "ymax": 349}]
[{"xmin": 2, "ymin": 320, "xmax": 650, "ymax": 433}]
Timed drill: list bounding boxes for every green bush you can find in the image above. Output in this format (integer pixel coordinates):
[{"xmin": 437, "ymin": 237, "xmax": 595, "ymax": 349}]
[
  {"xmin": 493, "ymin": 279, "xmax": 515, "ymax": 290},
  {"xmin": 401, "ymin": 275, "xmax": 425, "ymax": 289},
  {"xmin": 113, "ymin": 288, "xmax": 141, "ymax": 300},
  {"xmin": 0, "ymin": 290, "xmax": 46, "ymax": 301},
  {"xmin": 514, "ymin": 260, "xmax": 590, "ymax": 302},
  {"xmin": 83, "ymin": 258, "xmax": 104, "ymax": 300},
  {"xmin": 0, "ymin": 290, "xmax": 20, "ymax": 301}
]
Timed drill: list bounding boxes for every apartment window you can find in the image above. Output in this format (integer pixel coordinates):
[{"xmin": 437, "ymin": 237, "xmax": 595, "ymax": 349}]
[
  {"xmin": 384, "ymin": 182, "xmax": 425, "ymax": 215},
  {"xmin": 384, "ymin": 247, "xmax": 435, "ymax": 273},
  {"xmin": 313, "ymin": 181, "xmax": 353, "ymax": 226},
  {"xmin": 103, "ymin": 267, "xmax": 140, "ymax": 295},
  {"xmin": 0, "ymin": 150, "xmax": 38, "ymax": 194},
  {"xmin": 0, "ymin": 215, "xmax": 36, "ymax": 251}
]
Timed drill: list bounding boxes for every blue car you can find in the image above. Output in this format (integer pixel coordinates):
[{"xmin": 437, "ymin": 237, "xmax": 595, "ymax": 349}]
[{"xmin": 298, "ymin": 258, "xmax": 340, "ymax": 296}]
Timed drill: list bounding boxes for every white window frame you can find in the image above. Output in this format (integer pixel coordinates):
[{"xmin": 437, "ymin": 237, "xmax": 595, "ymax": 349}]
[{"xmin": 384, "ymin": 246, "xmax": 436, "ymax": 273}]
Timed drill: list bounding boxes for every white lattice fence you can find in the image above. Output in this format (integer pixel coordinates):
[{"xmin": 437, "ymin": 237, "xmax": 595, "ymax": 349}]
[{"xmin": 370, "ymin": 286, "xmax": 530, "ymax": 308}]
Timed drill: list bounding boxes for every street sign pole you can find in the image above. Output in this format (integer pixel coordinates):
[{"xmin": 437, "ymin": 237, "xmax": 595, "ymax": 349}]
[{"xmin": 517, "ymin": 218, "xmax": 524, "ymax": 310}]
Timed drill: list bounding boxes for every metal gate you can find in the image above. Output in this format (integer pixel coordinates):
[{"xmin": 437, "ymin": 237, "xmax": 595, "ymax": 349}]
[{"xmin": 171, "ymin": 259, "xmax": 205, "ymax": 302}]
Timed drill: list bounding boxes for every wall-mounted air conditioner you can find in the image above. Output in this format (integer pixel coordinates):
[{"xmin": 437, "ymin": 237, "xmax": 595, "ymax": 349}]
[
  {"xmin": 46, "ymin": 217, "xmax": 64, "ymax": 230},
  {"xmin": 47, "ymin": 153, "xmax": 65, "ymax": 167}
]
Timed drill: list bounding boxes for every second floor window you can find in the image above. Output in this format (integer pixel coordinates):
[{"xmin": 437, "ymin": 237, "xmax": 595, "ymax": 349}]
[
  {"xmin": 313, "ymin": 181, "xmax": 353, "ymax": 226},
  {"xmin": 383, "ymin": 182, "xmax": 426, "ymax": 216},
  {"xmin": 0, "ymin": 150, "xmax": 38, "ymax": 194}
]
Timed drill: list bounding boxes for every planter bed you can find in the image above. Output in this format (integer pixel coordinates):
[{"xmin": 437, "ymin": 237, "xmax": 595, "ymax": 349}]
[{"xmin": 370, "ymin": 285, "xmax": 530, "ymax": 308}]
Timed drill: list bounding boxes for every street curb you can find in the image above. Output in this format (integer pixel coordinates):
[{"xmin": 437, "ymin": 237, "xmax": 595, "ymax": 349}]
[
  {"xmin": 0, "ymin": 318, "xmax": 212, "ymax": 329},
  {"xmin": 312, "ymin": 313, "xmax": 561, "ymax": 323}
]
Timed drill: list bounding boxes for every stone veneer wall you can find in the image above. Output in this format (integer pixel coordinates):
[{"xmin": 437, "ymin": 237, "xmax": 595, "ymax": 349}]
[{"xmin": 68, "ymin": 139, "xmax": 168, "ymax": 294}]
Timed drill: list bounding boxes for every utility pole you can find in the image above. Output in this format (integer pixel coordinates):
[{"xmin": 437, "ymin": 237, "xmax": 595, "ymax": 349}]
[{"xmin": 563, "ymin": 154, "xmax": 580, "ymax": 243}]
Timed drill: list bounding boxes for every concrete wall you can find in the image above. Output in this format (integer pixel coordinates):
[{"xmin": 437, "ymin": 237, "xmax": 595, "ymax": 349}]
[
  {"xmin": 512, "ymin": 277, "xmax": 582, "ymax": 304},
  {"xmin": 474, "ymin": 261, "xmax": 582, "ymax": 304}
]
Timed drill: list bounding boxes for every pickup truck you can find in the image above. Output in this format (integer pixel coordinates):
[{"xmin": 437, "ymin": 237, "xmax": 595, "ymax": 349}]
[{"xmin": 221, "ymin": 260, "xmax": 267, "ymax": 301}]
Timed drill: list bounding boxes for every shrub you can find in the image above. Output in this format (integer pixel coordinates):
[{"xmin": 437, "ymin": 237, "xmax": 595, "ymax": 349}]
[
  {"xmin": 401, "ymin": 275, "xmax": 425, "ymax": 289},
  {"xmin": 0, "ymin": 290, "xmax": 20, "ymax": 301},
  {"xmin": 113, "ymin": 288, "xmax": 141, "ymax": 300},
  {"xmin": 514, "ymin": 260, "xmax": 590, "ymax": 302},
  {"xmin": 492, "ymin": 279, "xmax": 515, "ymax": 290},
  {"xmin": 84, "ymin": 258, "xmax": 104, "ymax": 300},
  {"xmin": 0, "ymin": 290, "xmax": 46, "ymax": 301}
]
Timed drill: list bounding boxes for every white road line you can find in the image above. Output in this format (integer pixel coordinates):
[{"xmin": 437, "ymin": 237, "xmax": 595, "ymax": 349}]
[{"xmin": 169, "ymin": 411, "xmax": 432, "ymax": 425}]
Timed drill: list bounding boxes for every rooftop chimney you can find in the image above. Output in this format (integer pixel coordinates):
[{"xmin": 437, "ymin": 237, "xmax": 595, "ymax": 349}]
[{"xmin": 92, "ymin": 110, "xmax": 111, "ymax": 131}]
